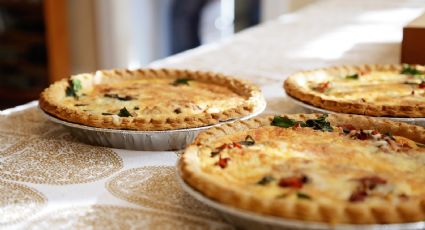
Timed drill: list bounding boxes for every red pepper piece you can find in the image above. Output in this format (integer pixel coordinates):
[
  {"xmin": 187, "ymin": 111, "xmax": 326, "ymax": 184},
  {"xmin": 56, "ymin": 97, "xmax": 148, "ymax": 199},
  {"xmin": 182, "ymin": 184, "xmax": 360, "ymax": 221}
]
[
  {"xmin": 211, "ymin": 141, "xmax": 245, "ymax": 158},
  {"xmin": 348, "ymin": 176, "xmax": 387, "ymax": 202},
  {"xmin": 232, "ymin": 143, "xmax": 242, "ymax": 149},
  {"xmin": 279, "ymin": 176, "xmax": 305, "ymax": 188},
  {"xmin": 349, "ymin": 190, "xmax": 368, "ymax": 202},
  {"xmin": 371, "ymin": 130, "xmax": 379, "ymax": 135},
  {"xmin": 341, "ymin": 124, "xmax": 356, "ymax": 130},
  {"xmin": 211, "ymin": 143, "xmax": 228, "ymax": 157},
  {"xmin": 218, "ymin": 143, "xmax": 229, "ymax": 150},
  {"xmin": 217, "ymin": 157, "xmax": 230, "ymax": 168},
  {"xmin": 356, "ymin": 131, "xmax": 369, "ymax": 140},
  {"xmin": 419, "ymin": 81, "xmax": 425, "ymax": 89},
  {"xmin": 315, "ymin": 82, "xmax": 330, "ymax": 93},
  {"xmin": 358, "ymin": 176, "xmax": 387, "ymax": 190},
  {"xmin": 293, "ymin": 122, "xmax": 302, "ymax": 128}
]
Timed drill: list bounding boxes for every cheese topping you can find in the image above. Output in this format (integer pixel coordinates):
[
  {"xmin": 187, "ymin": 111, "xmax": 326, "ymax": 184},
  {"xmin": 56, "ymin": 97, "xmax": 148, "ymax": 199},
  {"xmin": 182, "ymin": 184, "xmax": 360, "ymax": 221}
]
[
  {"xmin": 62, "ymin": 78, "xmax": 245, "ymax": 117},
  {"xmin": 199, "ymin": 123, "xmax": 425, "ymax": 205},
  {"xmin": 306, "ymin": 71, "xmax": 425, "ymax": 105}
]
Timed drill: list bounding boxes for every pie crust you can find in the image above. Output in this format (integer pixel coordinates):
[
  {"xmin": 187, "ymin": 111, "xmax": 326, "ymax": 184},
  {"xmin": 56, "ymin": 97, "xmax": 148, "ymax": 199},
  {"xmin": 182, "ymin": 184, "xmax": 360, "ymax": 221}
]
[
  {"xmin": 284, "ymin": 64, "xmax": 425, "ymax": 117},
  {"xmin": 39, "ymin": 68, "xmax": 265, "ymax": 131},
  {"xmin": 180, "ymin": 113, "xmax": 425, "ymax": 224}
]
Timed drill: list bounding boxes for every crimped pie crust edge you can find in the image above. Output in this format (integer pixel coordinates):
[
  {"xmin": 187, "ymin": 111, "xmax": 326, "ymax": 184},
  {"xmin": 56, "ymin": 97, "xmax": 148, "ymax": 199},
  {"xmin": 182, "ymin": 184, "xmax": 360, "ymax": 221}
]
[
  {"xmin": 180, "ymin": 113, "xmax": 425, "ymax": 224},
  {"xmin": 284, "ymin": 64, "xmax": 425, "ymax": 117},
  {"xmin": 39, "ymin": 68, "xmax": 266, "ymax": 131}
]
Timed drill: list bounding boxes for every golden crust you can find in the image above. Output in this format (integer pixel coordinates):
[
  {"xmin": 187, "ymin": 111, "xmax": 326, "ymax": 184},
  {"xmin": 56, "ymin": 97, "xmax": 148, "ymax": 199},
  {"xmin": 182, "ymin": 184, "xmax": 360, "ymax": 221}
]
[
  {"xmin": 284, "ymin": 64, "xmax": 425, "ymax": 117},
  {"xmin": 180, "ymin": 113, "xmax": 425, "ymax": 224},
  {"xmin": 39, "ymin": 68, "xmax": 265, "ymax": 131}
]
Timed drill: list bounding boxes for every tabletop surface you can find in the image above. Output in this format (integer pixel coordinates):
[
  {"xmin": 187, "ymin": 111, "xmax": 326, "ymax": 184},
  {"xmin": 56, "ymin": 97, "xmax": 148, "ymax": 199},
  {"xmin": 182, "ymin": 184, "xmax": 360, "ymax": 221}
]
[{"xmin": 1, "ymin": 0, "xmax": 424, "ymax": 229}]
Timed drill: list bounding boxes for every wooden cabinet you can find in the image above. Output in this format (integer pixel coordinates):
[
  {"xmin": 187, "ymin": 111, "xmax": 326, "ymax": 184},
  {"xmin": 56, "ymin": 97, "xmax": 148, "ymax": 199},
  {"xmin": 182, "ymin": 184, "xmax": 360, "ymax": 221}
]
[{"xmin": 0, "ymin": 0, "xmax": 69, "ymax": 109}]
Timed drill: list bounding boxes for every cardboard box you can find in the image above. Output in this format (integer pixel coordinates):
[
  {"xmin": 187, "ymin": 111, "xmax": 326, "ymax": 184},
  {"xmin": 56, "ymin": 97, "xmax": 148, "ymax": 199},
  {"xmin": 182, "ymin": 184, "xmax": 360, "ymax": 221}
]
[{"xmin": 401, "ymin": 13, "xmax": 425, "ymax": 65}]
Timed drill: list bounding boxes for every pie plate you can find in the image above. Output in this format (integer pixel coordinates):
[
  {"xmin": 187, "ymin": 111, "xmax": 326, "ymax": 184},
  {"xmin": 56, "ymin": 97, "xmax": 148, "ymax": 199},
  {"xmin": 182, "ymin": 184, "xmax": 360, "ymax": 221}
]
[
  {"xmin": 287, "ymin": 95, "xmax": 425, "ymax": 127},
  {"xmin": 176, "ymin": 161, "xmax": 425, "ymax": 230},
  {"xmin": 39, "ymin": 101, "xmax": 266, "ymax": 151}
]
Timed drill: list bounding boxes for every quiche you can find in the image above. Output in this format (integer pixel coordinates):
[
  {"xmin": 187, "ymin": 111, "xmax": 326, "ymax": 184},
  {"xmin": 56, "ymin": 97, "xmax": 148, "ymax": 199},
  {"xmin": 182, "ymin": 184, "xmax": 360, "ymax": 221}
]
[
  {"xmin": 180, "ymin": 113, "xmax": 425, "ymax": 224},
  {"xmin": 284, "ymin": 64, "xmax": 425, "ymax": 117},
  {"xmin": 39, "ymin": 68, "xmax": 265, "ymax": 131}
]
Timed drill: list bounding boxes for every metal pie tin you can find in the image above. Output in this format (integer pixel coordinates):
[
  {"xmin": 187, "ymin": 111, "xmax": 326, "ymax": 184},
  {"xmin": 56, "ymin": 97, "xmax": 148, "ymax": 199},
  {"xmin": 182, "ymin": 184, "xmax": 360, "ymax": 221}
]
[
  {"xmin": 287, "ymin": 96, "xmax": 425, "ymax": 127},
  {"xmin": 40, "ymin": 102, "xmax": 265, "ymax": 151},
  {"xmin": 176, "ymin": 161, "xmax": 425, "ymax": 230}
]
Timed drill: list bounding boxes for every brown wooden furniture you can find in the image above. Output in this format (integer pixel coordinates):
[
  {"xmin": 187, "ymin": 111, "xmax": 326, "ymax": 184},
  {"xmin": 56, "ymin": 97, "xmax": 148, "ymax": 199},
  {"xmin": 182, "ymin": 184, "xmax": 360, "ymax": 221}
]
[
  {"xmin": 44, "ymin": 0, "xmax": 70, "ymax": 82},
  {"xmin": 0, "ymin": 0, "xmax": 69, "ymax": 109},
  {"xmin": 401, "ymin": 13, "xmax": 425, "ymax": 65}
]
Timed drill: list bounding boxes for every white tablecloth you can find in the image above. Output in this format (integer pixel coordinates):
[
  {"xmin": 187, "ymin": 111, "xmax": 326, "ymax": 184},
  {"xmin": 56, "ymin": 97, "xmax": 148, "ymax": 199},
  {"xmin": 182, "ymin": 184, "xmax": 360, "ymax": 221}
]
[{"xmin": 1, "ymin": 0, "xmax": 424, "ymax": 229}]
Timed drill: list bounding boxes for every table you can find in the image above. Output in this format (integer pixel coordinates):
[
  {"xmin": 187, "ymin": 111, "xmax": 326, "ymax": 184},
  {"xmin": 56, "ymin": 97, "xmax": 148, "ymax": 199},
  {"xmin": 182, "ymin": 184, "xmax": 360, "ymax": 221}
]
[{"xmin": 1, "ymin": 0, "xmax": 424, "ymax": 229}]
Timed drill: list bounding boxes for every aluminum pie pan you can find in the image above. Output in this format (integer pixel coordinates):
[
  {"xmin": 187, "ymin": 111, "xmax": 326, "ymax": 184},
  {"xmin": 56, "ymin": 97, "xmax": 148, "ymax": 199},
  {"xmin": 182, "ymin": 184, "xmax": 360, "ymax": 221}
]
[
  {"xmin": 39, "ymin": 102, "xmax": 265, "ymax": 151},
  {"xmin": 287, "ymin": 95, "xmax": 425, "ymax": 127},
  {"xmin": 176, "ymin": 162, "xmax": 425, "ymax": 230}
]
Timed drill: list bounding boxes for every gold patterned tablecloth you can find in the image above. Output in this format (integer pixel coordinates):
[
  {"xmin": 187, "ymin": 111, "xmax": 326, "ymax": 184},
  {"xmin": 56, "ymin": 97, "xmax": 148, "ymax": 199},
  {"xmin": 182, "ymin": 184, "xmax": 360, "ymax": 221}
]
[{"xmin": 1, "ymin": 0, "xmax": 424, "ymax": 229}]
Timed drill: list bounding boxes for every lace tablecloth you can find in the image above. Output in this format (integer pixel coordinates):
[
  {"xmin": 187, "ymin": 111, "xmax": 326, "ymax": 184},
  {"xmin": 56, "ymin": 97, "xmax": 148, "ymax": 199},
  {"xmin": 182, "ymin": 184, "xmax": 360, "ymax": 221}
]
[{"xmin": 1, "ymin": 0, "xmax": 424, "ymax": 229}]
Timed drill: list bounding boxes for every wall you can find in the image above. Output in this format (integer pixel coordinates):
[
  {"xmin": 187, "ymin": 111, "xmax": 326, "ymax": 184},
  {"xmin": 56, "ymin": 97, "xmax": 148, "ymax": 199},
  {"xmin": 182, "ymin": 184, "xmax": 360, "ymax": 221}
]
[
  {"xmin": 67, "ymin": 0, "xmax": 317, "ymax": 73},
  {"xmin": 67, "ymin": 0, "xmax": 97, "ymax": 74}
]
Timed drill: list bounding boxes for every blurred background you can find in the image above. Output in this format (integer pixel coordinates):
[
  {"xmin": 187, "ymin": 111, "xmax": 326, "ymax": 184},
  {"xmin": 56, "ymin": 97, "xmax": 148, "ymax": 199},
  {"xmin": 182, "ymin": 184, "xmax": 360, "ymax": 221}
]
[{"xmin": 0, "ymin": 0, "xmax": 315, "ymax": 109}]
